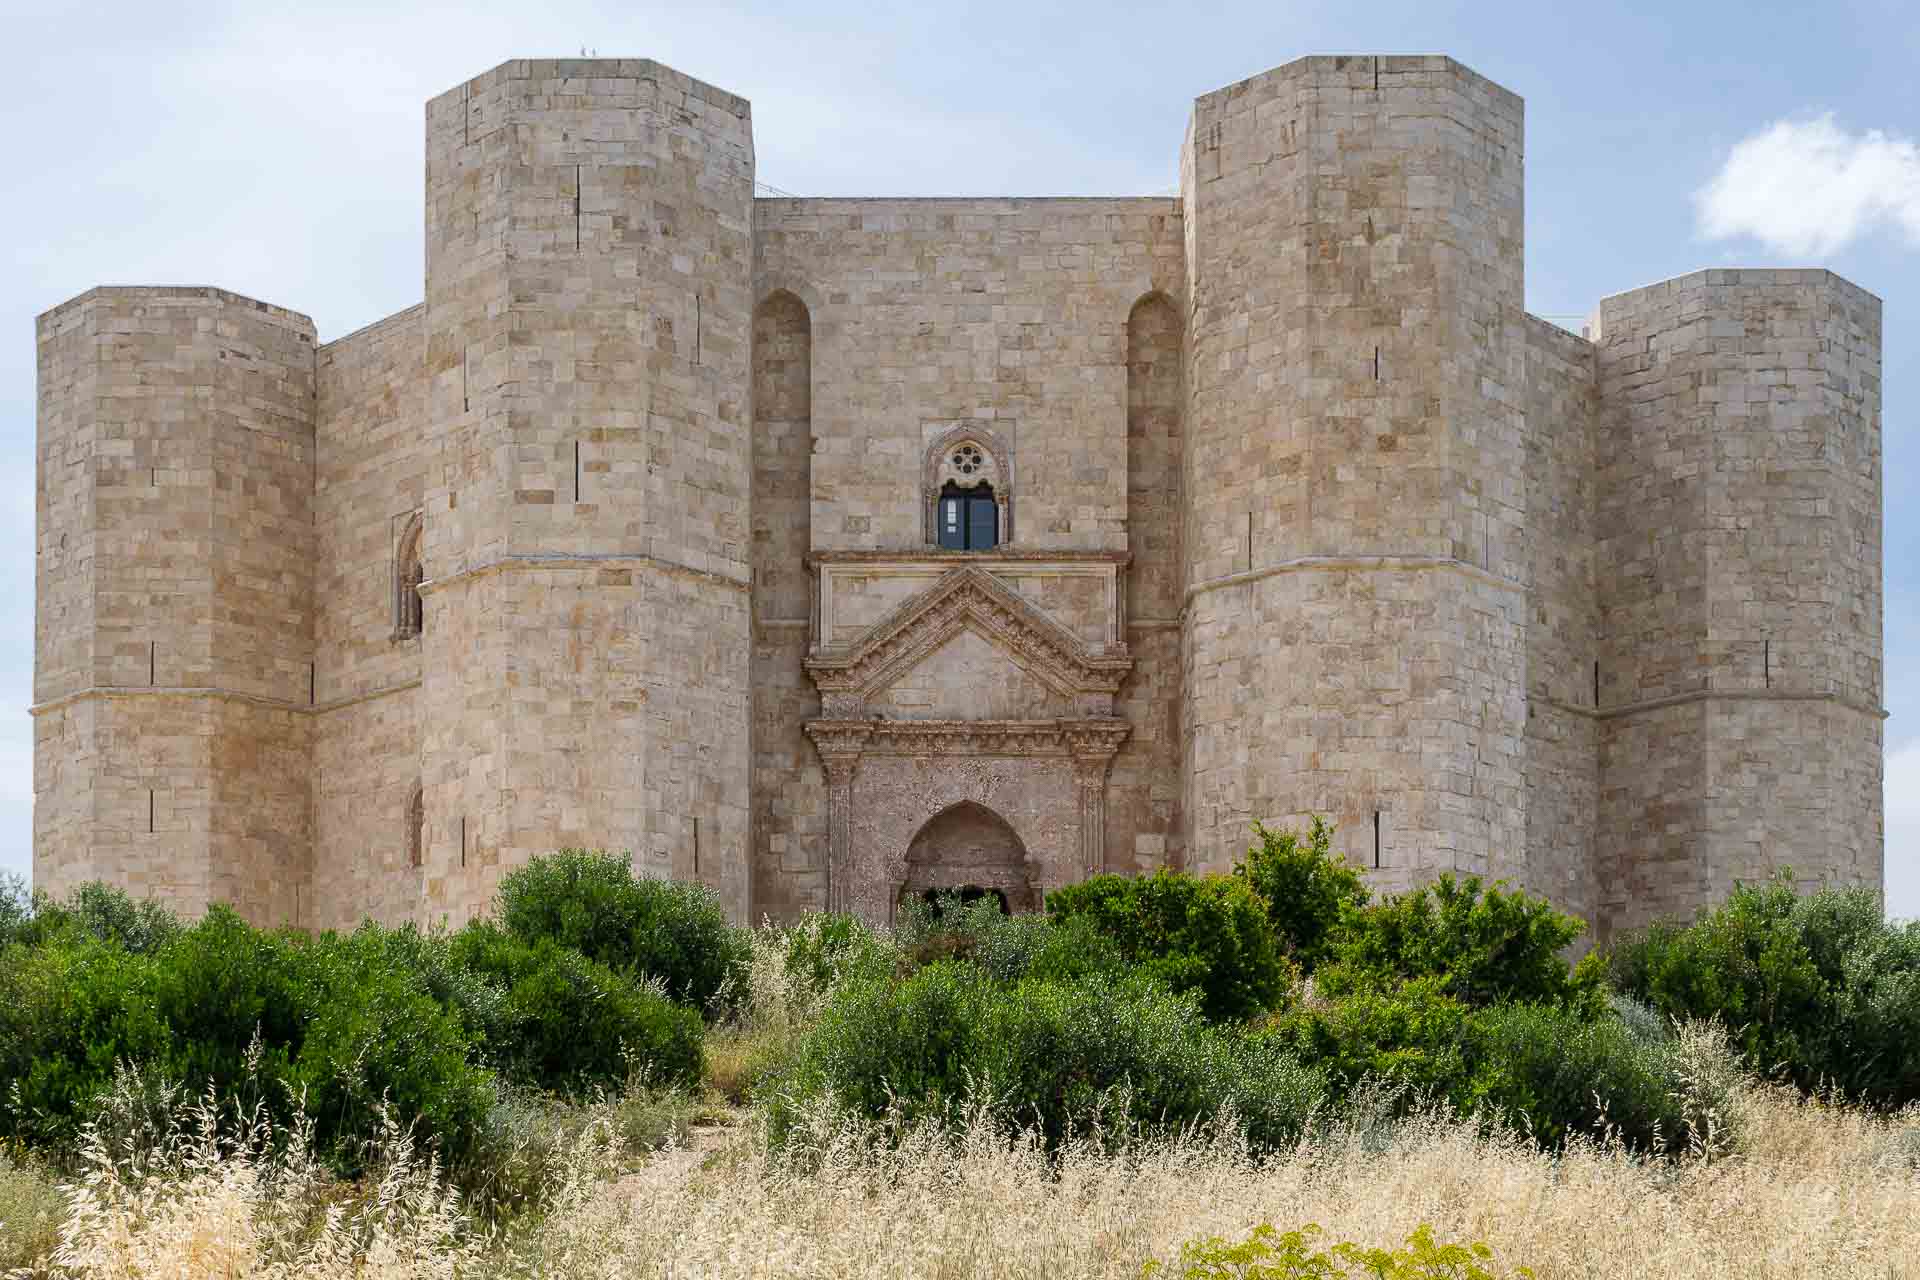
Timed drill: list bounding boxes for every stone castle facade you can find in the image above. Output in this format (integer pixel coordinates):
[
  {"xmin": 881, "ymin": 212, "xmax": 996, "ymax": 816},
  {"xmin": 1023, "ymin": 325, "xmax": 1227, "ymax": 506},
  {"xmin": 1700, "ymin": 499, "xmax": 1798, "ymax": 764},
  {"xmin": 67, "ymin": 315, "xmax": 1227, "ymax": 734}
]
[{"xmin": 33, "ymin": 55, "xmax": 1885, "ymax": 940}]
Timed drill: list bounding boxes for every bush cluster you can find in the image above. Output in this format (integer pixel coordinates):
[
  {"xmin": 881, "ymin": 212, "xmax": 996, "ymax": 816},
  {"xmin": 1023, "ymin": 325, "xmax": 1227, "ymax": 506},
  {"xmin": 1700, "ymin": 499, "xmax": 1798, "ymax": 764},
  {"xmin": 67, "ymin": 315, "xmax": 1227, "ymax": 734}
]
[
  {"xmin": 1045, "ymin": 869, "xmax": 1291, "ymax": 1021},
  {"xmin": 0, "ymin": 853, "xmax": 738, "ymax": 1174},
  {"xmin": 773, "ymin": 820, "xmax": 1779, "ymax": 1158},
  {"xmin": 496, "ymin": 848, "xmax": 751, "ymax": 1016},
  {"xmin": 766, "ymin": 958, "xmax": 1325, "ymax": 1154},
  {"xmin": 1606, "ymin": 876, "xmax": 1920, "ymax": 1108}
]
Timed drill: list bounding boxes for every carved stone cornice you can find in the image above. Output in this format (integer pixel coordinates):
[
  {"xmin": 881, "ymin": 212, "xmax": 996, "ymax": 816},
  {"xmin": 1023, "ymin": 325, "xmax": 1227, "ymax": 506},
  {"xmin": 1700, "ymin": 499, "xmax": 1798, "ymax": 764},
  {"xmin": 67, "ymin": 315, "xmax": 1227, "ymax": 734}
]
[
  {"xmin": 804, "ymin": 722, "xmax": 873, "ymax": 783},
  {"xmin": 1063, "ymin": 721, "xmax": 1131, "ymax": 762},
  {"xmin": 804, "ymin": 716, "xmax": 1131, "ymax": 759},
  {"xmin": 805, "ymin": 567, "xmax": 1132, "ymax": 706},
  {"xmin": 808, "ymin": 548, "xmax": 1131, "ymax": 568}
]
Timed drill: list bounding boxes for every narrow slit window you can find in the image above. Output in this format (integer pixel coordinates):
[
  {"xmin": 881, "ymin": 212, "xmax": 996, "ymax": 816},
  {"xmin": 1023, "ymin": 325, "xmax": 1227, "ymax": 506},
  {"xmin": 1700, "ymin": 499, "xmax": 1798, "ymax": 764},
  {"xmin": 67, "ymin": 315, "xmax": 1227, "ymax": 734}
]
[
  {"xmin": 396, "ymin": 518, "xmax": 426, "ymax": 639},
  {"xmin": 408, "ymin": 787, "xmax": 425, "ymax": 869}
]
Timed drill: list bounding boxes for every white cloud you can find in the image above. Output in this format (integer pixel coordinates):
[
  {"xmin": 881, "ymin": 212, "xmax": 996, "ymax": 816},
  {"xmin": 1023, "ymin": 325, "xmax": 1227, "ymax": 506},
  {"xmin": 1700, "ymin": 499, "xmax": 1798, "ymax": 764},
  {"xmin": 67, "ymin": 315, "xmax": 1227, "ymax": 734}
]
[
  {"xmin": 1696, "ymin": 114, "xmax": 1920, "ymax": 258},
  {"xmin": 1882, "ymin": 740, "xmax": 1920, "ymax": 922}
]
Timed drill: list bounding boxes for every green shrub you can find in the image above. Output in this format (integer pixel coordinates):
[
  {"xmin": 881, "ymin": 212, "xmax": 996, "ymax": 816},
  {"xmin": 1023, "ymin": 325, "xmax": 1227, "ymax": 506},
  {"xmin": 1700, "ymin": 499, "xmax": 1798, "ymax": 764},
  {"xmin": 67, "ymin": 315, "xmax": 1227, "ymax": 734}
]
[
  {"xmin": 1323, "ymin": 873, "xmax": 1602, "ymax": 1015},
  {"xmin": 891, "ymin": 894, "xmax": 1130, "ymax": 988},
  {"xmin": 1045, "ymin": 870, "xmax": 1291, "ymax": 1022},
  {"xmin": 1607, "ymin": 877, "xmax": 1920, "ymax": 1107},
  {"xmin": 0, "ymin": 878, "xmax": 181, "ymax": 955},
  {"xmin": 1266, "ymin": 977, "xmax": 1478, "ymax": 1104},
  {"xmin": 770, "ymin": 960, "xmax": 990, "ymax": 1135},
  {"xmin": 781, "ymin": 911, "xmax": 896, "ymax": 996},
  {"xmin": 46, "ymin": 882, "xmax": 182, "ymax": 954},
  {"xmin": 280, "ymin": 925, "xmax": 498, "ymax": 1169},
  {"xmin": 1464, "ymin": 1002, "xmax": 1691, "ymax": 1151},
  {"xmin": 496, "ymin": 849, "xmax": 750, "ymax": 1016},
  {"xmin": 0, "ymin": 874, "xmax": 35, "ymax": 950},
  {"xmin": 1149, "ymin": 1222, "xmax": 1528, "ymax": 1280},
  {"xmin": 1234, "ymin": 818, "xmax": 1369, "ymax": 973},
  {"xmin": 0, "ymin": 910, "xmax": 498, "ymax": 1169},
  {"xmin": 451, "ymin": 922, "xmax": 702, "ymax": 1095},
  {"xmin": 766, "ymin": 961, "xmax": 1324, "ymax": 1154},
  {"xmin": 1267, "ymin": 976, "xmax": 1718, "ymax": 1153},
  {"xmin": 0, "ymin": 934, "xmax": 175, "ymax": 1146},
  {"xmin": 146, "ymin": 907, "xmax": 304, "ymax": 1091}
]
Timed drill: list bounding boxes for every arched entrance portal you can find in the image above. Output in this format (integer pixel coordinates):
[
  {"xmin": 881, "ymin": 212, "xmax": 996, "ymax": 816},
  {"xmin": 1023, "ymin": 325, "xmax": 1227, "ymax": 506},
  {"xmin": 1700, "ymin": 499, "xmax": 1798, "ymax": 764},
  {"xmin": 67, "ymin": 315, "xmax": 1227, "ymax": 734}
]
[{"xmin": 899, "ymin": 802, "xmax": 1036, "ymax": 915}]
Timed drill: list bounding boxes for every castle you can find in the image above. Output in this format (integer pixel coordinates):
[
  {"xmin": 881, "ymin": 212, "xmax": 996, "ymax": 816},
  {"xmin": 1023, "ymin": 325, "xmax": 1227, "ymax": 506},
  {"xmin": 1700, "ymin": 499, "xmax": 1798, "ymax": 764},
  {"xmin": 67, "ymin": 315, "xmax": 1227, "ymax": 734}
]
[{"xmin": 32, "ymin": 55, "xmax": 1885, "ymax": 941}]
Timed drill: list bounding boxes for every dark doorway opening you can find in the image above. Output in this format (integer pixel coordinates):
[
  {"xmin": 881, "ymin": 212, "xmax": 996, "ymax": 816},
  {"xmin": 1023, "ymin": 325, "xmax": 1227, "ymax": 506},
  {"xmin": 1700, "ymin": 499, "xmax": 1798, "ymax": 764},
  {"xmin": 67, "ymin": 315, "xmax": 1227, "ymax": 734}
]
[{"xmin": 920, "ymin": 884, "xmax": 1010, "ymax": 916}]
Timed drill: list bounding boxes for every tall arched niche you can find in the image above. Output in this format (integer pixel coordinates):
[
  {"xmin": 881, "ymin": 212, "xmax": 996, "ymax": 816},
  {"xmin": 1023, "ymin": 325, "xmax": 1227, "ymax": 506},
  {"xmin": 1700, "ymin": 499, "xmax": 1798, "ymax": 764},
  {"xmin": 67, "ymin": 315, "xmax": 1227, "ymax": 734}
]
[
  {"xmin": 752, "ymin": 291, "xmax": 813, "ymax": 619},
  {"xmin": 1126, "ymin": 293, "xmax": 1184, "ymax": 620}
]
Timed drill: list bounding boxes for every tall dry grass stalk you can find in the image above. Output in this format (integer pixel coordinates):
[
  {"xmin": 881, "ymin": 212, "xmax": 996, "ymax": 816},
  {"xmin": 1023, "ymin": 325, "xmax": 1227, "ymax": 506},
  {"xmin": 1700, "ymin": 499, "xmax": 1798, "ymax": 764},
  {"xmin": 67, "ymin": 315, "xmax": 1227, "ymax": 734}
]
[
  {"xmin": 31, "ymin": 1027, "xmax": 1920, "ymax": 1279},
  {"xmin": 529, "ymin": 1046, "xmax": 1920, "ymax": 1279}
]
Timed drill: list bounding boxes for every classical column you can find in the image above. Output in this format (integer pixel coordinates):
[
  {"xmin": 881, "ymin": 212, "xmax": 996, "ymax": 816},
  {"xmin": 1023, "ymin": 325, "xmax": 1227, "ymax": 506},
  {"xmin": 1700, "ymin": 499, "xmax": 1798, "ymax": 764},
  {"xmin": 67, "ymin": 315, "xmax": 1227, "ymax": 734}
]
[
  {"xmin": 1072, "ymin": 755, "xmax": 1110, "ymax": 879},
  {"xmin": 805, "ymin": 722, "xmax": 870, "ymax": 916},
  {"xmin": 1066, "ymin": 723, "xmax": 1127, "ymax": 881}
]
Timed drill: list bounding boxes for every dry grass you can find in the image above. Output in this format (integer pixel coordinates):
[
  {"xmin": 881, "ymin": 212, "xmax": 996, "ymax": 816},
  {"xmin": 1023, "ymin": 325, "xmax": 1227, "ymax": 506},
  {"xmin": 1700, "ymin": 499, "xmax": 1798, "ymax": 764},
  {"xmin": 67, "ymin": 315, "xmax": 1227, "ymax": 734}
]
[
  {"xmin": 526, "ymin": 1079, "xmax": 1920, "ymax": 1280},
  {"xmin": 0, "ymin": 1148, "xmax": 64, "ymax": 1272},
  {"xmin": 33, "ymin": 1058, "xmax": 1919, "ymax": 1278},
  {"xmin": 25, "ymin": 1000, "xmax": 1920, "ymax": 1278}
]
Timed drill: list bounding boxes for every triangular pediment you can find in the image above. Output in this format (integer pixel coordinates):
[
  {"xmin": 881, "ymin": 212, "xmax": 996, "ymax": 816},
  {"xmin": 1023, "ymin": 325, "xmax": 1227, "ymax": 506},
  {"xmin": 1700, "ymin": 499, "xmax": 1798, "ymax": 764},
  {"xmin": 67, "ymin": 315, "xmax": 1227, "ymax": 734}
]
[
  {"xmin": 871, "ymin": 626, "xmax": 1072, "ymax": 719},
  {"xmin": 805, "ymin": 567, "xmax": 1131, "ymax": 706}
]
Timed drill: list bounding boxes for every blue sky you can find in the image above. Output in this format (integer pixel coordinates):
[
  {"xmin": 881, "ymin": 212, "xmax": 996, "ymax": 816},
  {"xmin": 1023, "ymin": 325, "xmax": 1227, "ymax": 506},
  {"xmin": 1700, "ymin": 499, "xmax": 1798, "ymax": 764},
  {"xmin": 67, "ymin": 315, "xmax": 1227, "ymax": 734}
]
[{"xmin": 5, "ymin": 0, "xmax": 1916, "ymax": 920}]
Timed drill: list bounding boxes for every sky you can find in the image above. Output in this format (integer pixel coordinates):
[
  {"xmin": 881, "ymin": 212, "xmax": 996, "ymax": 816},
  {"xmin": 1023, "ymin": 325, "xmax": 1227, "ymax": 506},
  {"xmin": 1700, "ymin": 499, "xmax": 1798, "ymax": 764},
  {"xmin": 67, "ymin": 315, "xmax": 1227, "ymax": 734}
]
[{"xmin": 4, "ymin": 0, "xmax": 1917, "ymax": 920}]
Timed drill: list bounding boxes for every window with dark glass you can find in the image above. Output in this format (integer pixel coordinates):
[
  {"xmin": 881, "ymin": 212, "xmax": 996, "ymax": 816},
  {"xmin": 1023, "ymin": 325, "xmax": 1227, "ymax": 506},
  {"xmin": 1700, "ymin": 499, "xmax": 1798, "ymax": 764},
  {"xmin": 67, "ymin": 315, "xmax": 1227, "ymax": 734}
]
[{"xmin": 938, "ymin": 481, "xmax": 997, "ymax": 550}]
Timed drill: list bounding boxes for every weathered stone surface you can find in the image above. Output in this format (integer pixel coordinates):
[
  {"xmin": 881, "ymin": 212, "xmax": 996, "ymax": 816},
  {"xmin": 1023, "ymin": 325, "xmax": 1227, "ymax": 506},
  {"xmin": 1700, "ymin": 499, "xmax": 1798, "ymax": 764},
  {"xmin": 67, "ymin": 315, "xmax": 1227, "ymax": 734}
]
[{"xmin": 32, "ymin": 56, "xmax": 1884, "ymax": 939}]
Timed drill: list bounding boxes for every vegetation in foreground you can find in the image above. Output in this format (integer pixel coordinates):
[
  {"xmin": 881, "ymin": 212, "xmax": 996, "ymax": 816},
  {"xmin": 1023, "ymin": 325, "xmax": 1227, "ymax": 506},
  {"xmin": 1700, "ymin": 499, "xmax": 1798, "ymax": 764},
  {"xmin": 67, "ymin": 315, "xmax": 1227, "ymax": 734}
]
[
  {"xmin": 7, "ymin": 1048, "xmax": 1919, "ymax": 1278},
  {"xmin": 0, "ymin": 824, "xmax": 1917, "ymax": 1275}
]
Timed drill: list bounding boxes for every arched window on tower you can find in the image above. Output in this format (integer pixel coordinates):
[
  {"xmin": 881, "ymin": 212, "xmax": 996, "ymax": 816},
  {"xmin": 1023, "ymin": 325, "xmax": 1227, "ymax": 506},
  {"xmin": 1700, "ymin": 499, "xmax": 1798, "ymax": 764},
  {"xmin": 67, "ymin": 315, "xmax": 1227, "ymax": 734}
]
[
  {"xmin": 395, "ymin": 516, "xmax": 425, "ymax": 640},
  {"xmin": 407, "ymin": 785, "xmax": 424, "ymax": 869}
]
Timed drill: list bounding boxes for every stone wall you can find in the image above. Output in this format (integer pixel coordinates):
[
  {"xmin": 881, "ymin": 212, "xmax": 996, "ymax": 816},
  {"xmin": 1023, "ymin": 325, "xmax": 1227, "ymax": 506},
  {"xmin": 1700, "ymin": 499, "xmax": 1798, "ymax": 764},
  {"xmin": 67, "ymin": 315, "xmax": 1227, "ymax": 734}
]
[
  {"xmin": 754, "ymin": 197, "xmax": 1185, "ymax": 556},
  {"xmin": 32, "ymin": 287, "xmax": 316, "ymax": 923},
  {"xmin": 1180, "ymin": 56, "xmax": 1530, "ymax": 885},
  {"xmin": 1592, "ymin": 270, "xmax": 1883, "ymax": 937},
  {"xmin": 1520, "ymin": 315, "xmax": 1600, "ymax": 927},
  {"xmin": 312, "ymin": 304, "xmax": 430, "ymax": 929},
  {"xmin": 30, "ymin": 55, "xmax": 1884, "ymax": 938},
  {"xmin": 419, "ymin": 60, "xmax": 756, "ymax": 924}
]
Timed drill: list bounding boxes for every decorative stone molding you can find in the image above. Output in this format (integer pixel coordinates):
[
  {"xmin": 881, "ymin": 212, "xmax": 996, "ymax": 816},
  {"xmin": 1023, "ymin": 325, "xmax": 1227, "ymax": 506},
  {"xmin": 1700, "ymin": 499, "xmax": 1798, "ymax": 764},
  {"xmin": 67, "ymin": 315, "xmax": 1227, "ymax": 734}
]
[
  {"xmin": 801, "ymin": 562, "xmax": 1133, "ymax": 920},
  {"xmin": 806, "ymin": 566, "xmax": 1132, "ymax": 715},
  {"xmin": 806, "ymin": 716, "xmax": 1129, "ymax": 759},
  {"xmin": 922, "ymin": 422, "xmax": 1014, "ymax": 547}
]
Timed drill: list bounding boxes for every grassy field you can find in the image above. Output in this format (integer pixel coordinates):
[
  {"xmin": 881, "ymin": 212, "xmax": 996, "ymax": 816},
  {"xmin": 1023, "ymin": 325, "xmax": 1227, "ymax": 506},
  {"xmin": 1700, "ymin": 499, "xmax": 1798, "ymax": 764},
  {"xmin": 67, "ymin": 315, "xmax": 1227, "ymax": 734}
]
[{"xmin": 5, "ymin": 1014, "xmax": 1917, "ymax": 1278}]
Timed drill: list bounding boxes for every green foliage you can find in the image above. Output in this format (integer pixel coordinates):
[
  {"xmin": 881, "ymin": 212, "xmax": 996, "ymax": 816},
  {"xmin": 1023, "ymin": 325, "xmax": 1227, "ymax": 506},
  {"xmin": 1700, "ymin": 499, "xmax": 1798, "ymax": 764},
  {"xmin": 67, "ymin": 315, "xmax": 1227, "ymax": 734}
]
[
  {"xmin": 450, "ymin": 921, "xmax": 703, "ymax": 1094},
  {"xmin": 0, "ymin": 933, "xmax": 175, "ymax": 1147},
  {"xmin": 1045, "ymin": 870, "xmax": 1292, "ymax": 1022},
  {"xmin": 1148, "ymin": 1222, "xmax": 1532, "ymax": 1280},
  {"xmin": 766, "ymin": 960, "xmax": 1324, "ymax": 1153},
  {"xmin": 1234, "ymin": 818, "xmax": 1370, "ymax": 972},
  {"xmin": 1607, "ymin": 877, "xmax": 1920, "ymax": 1107},
  {"xmin": 1265, "ymin": 976, "xmax": 1721, "ymax": 1153},
  {"xmin": 894, "ymin": 893, "xmax": 1131, "ymax": 987},
  {"xmin": 496, "ymin": 849, "xmax": 751, "ymax": 1016},
  {"xmin": 0, "ymin": 878, "xmax": 182, "ymax": 955},
  {"xmin": 0, "ymin": 874, "xmax": 35, "ymax": 949},
  {"xmin": 0, "ymin": 910, "xmax": 493, "ymax": 1168},
  {"xmin": 1322, "ymin": 873, "xmax": 1602, "ymax": 1015},
  {"xmin": 781, "ymin": 911, "xmax": 896, "ymax": 996},
  {"xmin": 1464, "ymin": 1002, "xmax": 1693, "ymax": 1151},
  {"xmin": 276, "ymin": 925, "xmax": 498, "ymax": 1169},
  {"xmin": 1266, "ymin": 978, "xmax": 1478, "ymax": 1103}
]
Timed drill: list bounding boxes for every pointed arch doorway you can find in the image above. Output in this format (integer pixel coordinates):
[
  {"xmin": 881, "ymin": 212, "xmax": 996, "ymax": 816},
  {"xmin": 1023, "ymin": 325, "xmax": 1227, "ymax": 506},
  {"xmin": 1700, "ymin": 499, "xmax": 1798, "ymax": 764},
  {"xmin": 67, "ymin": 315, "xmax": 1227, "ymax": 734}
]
[{"xmin": 898, "ymin": 801, "xmax": 1037, "ymax": 915}]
